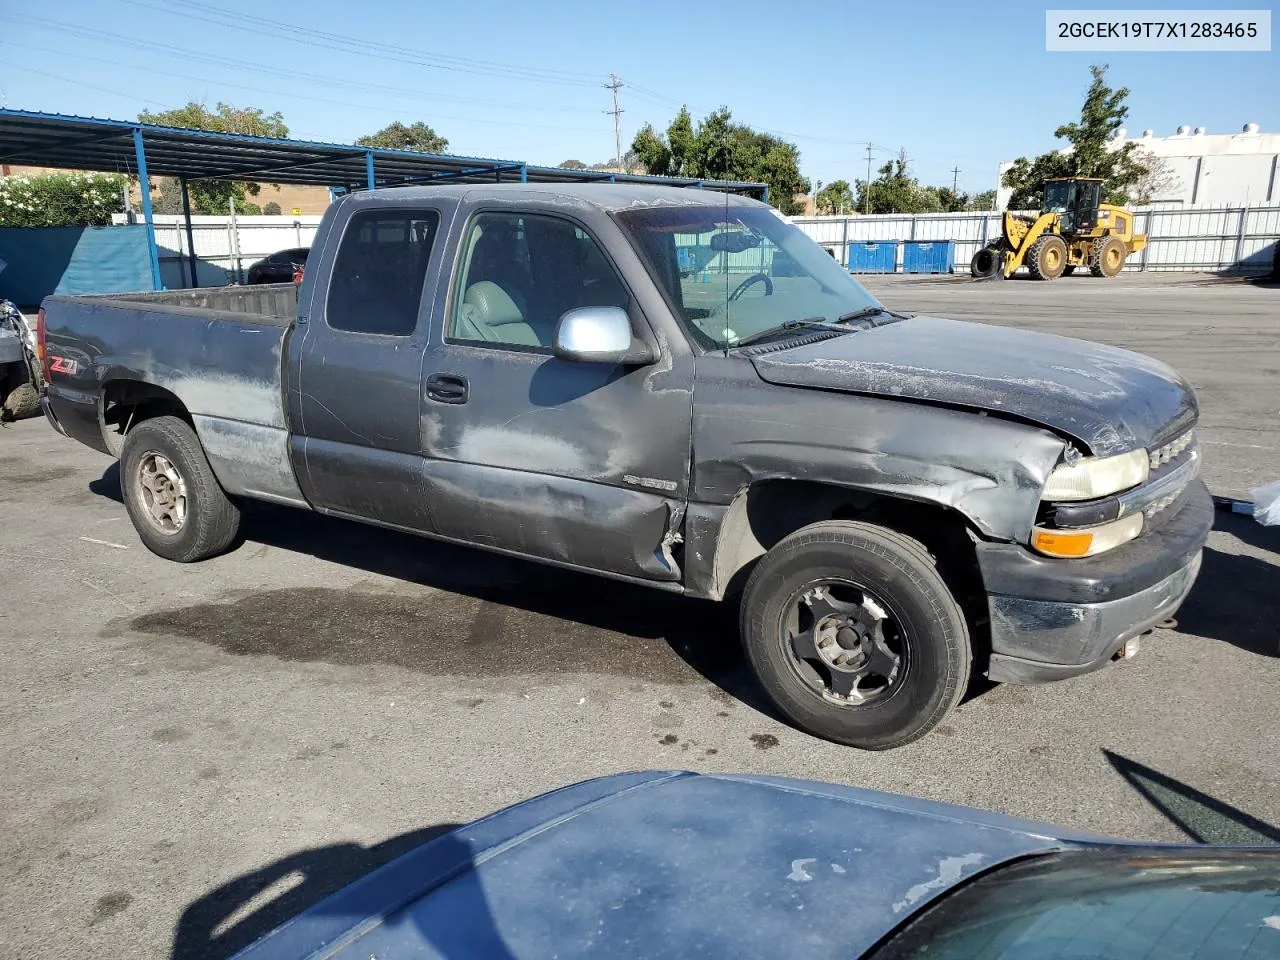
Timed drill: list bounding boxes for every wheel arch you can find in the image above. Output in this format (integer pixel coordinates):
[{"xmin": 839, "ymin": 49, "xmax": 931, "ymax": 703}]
[
  {"xmin": 690, "ymin": 479, "xmax": 987, "ymax": 603},
  {"xmin": 100, "ymin": 378, "xmax": 192, "ymax": 457}
]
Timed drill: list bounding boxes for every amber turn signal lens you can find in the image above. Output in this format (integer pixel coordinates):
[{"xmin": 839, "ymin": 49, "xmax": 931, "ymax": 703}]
[{"xmin": 1031, "ymin": 529, "xmax": 1093, "ymax": 557}]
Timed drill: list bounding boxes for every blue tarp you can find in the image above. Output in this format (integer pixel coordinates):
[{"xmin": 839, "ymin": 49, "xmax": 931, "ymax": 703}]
[{"xmin": 0, "ymin": 225, "xmax": 155, "ymax": 305}]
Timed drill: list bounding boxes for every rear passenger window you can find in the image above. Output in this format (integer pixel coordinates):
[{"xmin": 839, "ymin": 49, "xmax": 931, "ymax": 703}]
[{"xmin": 326, "ymin": 210, "xmax": 439, "ymax": 335}]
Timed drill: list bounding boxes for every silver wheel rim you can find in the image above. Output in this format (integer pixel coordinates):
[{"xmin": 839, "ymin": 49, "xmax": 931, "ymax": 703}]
[
  {"xmin": 780, "ymin": 578, "xmax": 908, "ymax": 707},
  {"xmin": 136, "ymin": 452, "xmax": 188, "ymax": 534}
]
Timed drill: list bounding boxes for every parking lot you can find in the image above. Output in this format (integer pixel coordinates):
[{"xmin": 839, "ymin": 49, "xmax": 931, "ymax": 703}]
[{"xmin": 2, "ymin": 272, "xmax": 1278, "ymax": 959}]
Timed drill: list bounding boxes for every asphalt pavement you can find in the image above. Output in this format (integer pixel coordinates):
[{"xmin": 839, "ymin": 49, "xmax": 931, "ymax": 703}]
[{"xmin": 1, "ymin": 271, "xmax": 1278, "ymax": 959}]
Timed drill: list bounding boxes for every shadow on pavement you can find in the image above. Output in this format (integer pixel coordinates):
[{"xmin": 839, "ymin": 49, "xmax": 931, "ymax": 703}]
[
  {"xmin": 1175, "ymin": 511, "xmax": 1280, "ymax": 658},
  {"xmin": 172, "ymin": 824, "xmax": 465, "ymax": 959},
  {"xmin": 1103, "ymin": 750, "xmax": 1280, "ymax": 846},
  {"xmin": 90, "ymin": 462, "xmax": 773, "ymax": 717}
]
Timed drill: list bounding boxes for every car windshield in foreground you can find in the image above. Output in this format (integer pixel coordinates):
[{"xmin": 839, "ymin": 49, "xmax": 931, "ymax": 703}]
[
  {"xmin": 871, "ymin": 848, "xmax": 1280, "ymax": 960},
  {"xmin": 616, "ymin": 203, "xmax": 886, "ymax": 351}
]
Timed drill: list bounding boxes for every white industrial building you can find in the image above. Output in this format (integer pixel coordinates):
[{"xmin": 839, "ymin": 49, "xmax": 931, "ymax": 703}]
[{"xmin": 996, "ymin": 123, "xmax": 1279, "ymax": 209}]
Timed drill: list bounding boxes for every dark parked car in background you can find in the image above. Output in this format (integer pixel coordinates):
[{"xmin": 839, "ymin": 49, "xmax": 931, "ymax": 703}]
[
  {"xmin": 246, "ymin": 247, "xmax": 309, "ymax": 284},
  {"xmin": 230, "ymin": 771, "xmax": 1280, "ymax": 959}
]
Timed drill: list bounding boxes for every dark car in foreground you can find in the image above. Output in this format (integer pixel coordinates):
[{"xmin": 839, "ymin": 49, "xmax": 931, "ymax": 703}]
[
  {"xmin": 246, "ymin": 247, "xmax": 309, "ymax": 284},
  {"xmin": 232, "ymin": 771, "xmax": 1280, "ymax": 959}
]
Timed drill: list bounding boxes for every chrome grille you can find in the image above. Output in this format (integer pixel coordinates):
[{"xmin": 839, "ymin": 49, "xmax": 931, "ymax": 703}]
[{"xmin": 1149, "ymin": 430, "xmax": 1194, "ymax": 471}]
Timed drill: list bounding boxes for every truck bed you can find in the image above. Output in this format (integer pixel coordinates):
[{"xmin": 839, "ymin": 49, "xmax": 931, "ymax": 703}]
[
  {"xmin": 41, "ymin": 284, "xmax": 305, "ymax": 508},
  {"xmin": 95, "ymin": 282, "xmax": 299, "ymax": 319}
]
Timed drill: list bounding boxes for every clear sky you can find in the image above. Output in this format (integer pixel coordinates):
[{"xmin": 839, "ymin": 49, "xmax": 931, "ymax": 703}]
[{"xmin": 4, "ymin": 0, "xmax": 1276, "ymax": 194}]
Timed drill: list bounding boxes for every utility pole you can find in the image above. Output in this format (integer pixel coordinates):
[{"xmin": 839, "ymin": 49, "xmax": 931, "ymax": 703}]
[
  {"xmin": 951, "ymin": 166, "xmax": 961, "ymax": 193},
  {"xmin": 603, "ymin": 74, "xmax": 624, "ymax": 171},
  {"xmin": 864, "ymin": 144, "xmax": 874, "ymax": 214}
]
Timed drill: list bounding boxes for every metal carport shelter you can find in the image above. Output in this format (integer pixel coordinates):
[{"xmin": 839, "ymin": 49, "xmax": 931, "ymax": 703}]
[{"xmin": 0, "ymin": 108, "xmax": 768, "ymax": 290}]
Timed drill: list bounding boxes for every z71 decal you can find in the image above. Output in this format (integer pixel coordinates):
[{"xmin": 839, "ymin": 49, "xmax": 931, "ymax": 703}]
[{"xmin": 49, "ymin": 356, "xmax": 79, "ymax": 375}]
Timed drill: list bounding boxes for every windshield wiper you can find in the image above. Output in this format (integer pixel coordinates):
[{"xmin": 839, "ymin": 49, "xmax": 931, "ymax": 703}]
[
  {"xmin": 836, "ymin": 305, "xmax": 911, "ymax": 326},
  {"xmin": 729, "ymin": 316, "xmax": 855, "ymax": 349},
  {"xmin": 730, "ymin": 307, "xmax": 901, "ymax": 350}
]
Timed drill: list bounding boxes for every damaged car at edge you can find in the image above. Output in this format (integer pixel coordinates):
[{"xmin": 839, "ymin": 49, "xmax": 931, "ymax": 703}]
[{"xmin": 36, "ymin": 184, "xmax": 1211, "ymax": 748}]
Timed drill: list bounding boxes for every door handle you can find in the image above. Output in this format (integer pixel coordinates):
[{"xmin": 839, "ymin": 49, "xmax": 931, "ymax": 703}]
[{"xmin": 425, "ymin": 373, "xmax": 469, "ymax": 404}]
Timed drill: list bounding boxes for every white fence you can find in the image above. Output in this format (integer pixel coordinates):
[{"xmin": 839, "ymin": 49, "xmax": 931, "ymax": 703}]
[
  {"xmin": 113, "ymin": 214, "xmax": 323, "ymax": 289},
  {"xmin": 791, "ymin": 204, "xmax": 1280, "ymax": 274}
]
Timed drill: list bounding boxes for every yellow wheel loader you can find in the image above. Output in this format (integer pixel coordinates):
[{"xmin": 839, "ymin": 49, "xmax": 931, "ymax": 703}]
[{"xmin": 971, "ymin": 177, "xmax": 1146, "ymax": 281}]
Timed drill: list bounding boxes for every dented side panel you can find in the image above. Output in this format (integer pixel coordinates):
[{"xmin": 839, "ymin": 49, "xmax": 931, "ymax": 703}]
[{"xmin": 682, "ymin": 355, "xmax": 1068, "ymax": 597}]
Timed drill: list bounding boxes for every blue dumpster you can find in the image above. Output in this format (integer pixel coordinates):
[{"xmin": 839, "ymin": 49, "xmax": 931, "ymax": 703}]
[
  {"xmin": 903, "ymin": 240, "xmax": 954, "ymax": 274},
  {"xmin": 847, "ymin": 241, "xmax": 897, "ymax": 273}
]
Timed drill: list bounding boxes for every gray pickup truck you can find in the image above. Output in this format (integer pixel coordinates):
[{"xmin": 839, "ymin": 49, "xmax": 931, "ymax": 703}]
[{"xmin": 38, "ymin": 184, "xmax": 1211, "ymax": 748}]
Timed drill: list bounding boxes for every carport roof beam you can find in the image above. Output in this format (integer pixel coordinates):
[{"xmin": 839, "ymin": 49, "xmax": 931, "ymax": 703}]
[{"xmin": 0, "ymin": 109, "xmax": 767, "ymax": 196}]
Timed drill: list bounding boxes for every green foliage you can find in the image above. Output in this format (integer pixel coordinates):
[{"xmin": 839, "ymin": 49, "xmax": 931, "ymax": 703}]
[
  {"xmin": 1000, "ymin": 65, "xmax": 1146, "ymax": 209},
  {"xmin": 0, "ymin": 172, "xmax": 126, "ymax": 227},
  {"xmin": 139, "ymin": 101, "xmax": 289, "ymax": 137},
  {"xmin": 147, "ymin": 176, "xmax": 261, "ymax": 216},
  {"xmin": 815, "ymin": 179, "xmax": 854, "ymax": 215},
  {"xmin": 558, "ymin": 159, "xmax": 587, "ymax": 169},
  {"xmin": 967, "ymin": 189, "xmax": 997, "ymax": 211},
  {"xmin": 631, "ymin": 107, "xmax": 811, "ymax": 215},
  {"xmin": 262, "ymin": 201, "xmax": 282, "ymax": 216},
  {"xmin": 855, "ymin": 151, "xmax": 933, "ymax": 214},
  {"xmin": 356, "ymin": 121, "xmax": 449, "ymax": 153},
  {"xmin": 137, "ymin": 102, "xmax": 288, "ymax": 216}
]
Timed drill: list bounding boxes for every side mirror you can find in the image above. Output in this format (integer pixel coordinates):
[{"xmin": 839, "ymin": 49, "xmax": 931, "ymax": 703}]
[{"xmin": 553, "ymin": 306, "xmax": 656, "ymax": 365}]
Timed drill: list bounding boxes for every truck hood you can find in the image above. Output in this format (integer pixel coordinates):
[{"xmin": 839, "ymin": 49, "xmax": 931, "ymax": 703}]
[{"xmin": 749, "ymin": 315, "xmax": 1197, "ymax": 455}]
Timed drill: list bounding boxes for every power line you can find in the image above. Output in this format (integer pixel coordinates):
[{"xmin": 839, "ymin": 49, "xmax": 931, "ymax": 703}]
[
  {"xmin": 603, "ymin": 74, "xmax": 624, "ymax": 170},
  {"xmin": 11, "ymin": 43, "xmax": 607, "ymax": 137},
  {"xmin": 117, "ymin": 0, "xmax": 603, "ymax": 88}
]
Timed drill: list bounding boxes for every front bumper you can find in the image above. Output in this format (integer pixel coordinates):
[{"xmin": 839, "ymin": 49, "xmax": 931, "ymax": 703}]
[{"xmin": 978, "ymin": 480, "xmax": 1212, "ymax": 684}]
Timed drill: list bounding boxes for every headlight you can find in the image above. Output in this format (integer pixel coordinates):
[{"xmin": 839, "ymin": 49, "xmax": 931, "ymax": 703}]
[
  {"xmin": 1032, "ymin": 513, "xmax": 1144, "ymax": 558},
  {"xmin": 1042, "ymin": 449, "xmax": 1149, "ymax": 502}
]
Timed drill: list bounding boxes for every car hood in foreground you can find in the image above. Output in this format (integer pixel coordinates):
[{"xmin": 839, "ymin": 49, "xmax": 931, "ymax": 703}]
[
  {"xmin": 749, "ymin": 315, "xmax": 1197, "ymax": 456},
  {"xmin": 234, "ymin": 771, "xmax": 1095, "ymax": 960}
]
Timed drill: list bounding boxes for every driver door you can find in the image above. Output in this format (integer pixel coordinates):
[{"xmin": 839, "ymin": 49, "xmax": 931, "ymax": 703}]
[{"xmin": 418, "ymin": 207, "xmax": 695, "ymax": 581}]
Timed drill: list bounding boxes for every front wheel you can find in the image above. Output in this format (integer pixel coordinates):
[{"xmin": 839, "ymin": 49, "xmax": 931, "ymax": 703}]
[
  {"xmin": 120, "ymin": 416, "xmax": 241, "ymax": 562},
  {"xmin": 740, "ymin": 521, "xmax": 971, "ymax": 749}
]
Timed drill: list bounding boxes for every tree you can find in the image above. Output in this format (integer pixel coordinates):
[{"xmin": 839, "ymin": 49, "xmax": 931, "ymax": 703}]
[
  {"xmin": 262, "ymin": 201, "xmax": 282, "ymax": 216},
  {"xmin": 630, "ymin": 107, "xmax": 810, "ymax": 215},
  {"xmin": 558, "ymin": 159, "xmax": 587, "ymax": 169},
  {"xmin": 355, "ymin": 121, "xmax": 449, "ymax": 154},
  {"xmin": 137, "ymin": 101, "xmax": 288, "ymax": 214},
  {"xmin": 1000, "ymin": 64, "xmax": 1149, "ymax": 209},
  {"xmin": 967, "ymin": 189, "xmax": 997, "ymax": 211},
  {"xmin": 855, "ymin": 150, "xmax": 930, "ymax": 214},
  {"xmin": 815, "ymin": 179, "xmax": 854, "ymax": 215},
  {"xmin": 1128, "ymin": 149, "xmax": 1180, "ymax": 204}
]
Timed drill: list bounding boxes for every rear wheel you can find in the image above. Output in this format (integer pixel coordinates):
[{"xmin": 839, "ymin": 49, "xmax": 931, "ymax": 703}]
[
  {"xmin": 1089, "ymin": 237, "xmax": 1127, "ymax": 278},
  {"xmin": 1026, "ymin": 235, "xmax": 1068, "ymax": 280},
  {"xmin": 740, "ymin": 521, "xmax": 971, "ymax": 750},
  {"xmin": 120, "ymin": 416, "xmax": 241, "ymax": 562}
]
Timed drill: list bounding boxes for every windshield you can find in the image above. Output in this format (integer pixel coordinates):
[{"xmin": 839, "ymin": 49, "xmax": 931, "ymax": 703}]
[
  {"xmin": 616, "ymin": 203, "xmax": 881, "ymax": 350},
  {"xmin": 1043, "ymin": 180, "xmax": 1072, "ymax": 212},
  {"xmin": 872, "ymin": 849, "xmax": 1280, "ymax": 960}
]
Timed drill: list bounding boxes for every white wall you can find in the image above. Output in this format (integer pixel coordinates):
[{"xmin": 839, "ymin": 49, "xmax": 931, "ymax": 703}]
[
  {"xmin": 791, "ymin": 203, "xmax": 1280, "ymax": 274},
  {"xmin": 995, "ymin": 126, "xmax": 1280, "ymax": 209}
]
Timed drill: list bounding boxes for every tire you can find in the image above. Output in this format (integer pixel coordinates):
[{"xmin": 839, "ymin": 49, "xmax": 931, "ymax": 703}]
[
  {"xmin": 969, "ymin": 245, "xmax": 1002, "ymax": 279},
  {"xmin": 120, "ymin": 416, "xmax": 241, "ymax": 562},
  {"xmin": 2, "ymin": 380, "xmax": 39, "ymax": 421},
  {"xmin": 1061, "ymin": 265, "xmax": 1076, "ymax": 276},
  {"xmin": 1089, "ymin": 236, "xmax": 1126, "ymax": 278},
  {"xmin": 1026, "ymin": 234, "xmax": 1068, "ymax": 280},
  {"xmin": 740, "ymin": 520, "xmax": 971, "ymax": 750}
]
